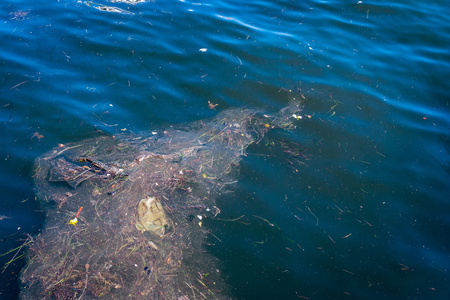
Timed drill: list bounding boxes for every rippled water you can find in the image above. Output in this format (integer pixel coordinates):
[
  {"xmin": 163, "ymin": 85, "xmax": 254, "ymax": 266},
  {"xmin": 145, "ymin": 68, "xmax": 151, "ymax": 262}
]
[{"xmin": 1, "ymin": 0, "xmax": 450, "ymax": 299}]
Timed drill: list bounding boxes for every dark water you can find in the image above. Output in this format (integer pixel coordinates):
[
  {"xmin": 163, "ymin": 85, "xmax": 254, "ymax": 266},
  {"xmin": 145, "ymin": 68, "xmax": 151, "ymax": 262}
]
[{"xmin": 1, "ymin": 0, "xmax": 449, "ymax": 299}]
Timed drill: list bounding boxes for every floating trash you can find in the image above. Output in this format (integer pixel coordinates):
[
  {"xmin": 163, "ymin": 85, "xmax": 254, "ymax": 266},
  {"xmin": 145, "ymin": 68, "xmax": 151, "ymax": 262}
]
[
  {"xmin": 19, "ymin": 101, "xmax": 304, "ymax": 299},
  {"xmin": 135, "ymin": 196, "xmax": 168, "ymax": 236}
]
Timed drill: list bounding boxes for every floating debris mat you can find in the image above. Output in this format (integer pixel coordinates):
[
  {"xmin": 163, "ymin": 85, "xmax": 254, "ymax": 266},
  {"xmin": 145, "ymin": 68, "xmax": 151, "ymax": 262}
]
[{"xmin": 20, "ymin": 102, "xmax": 303, "ymax": 299}]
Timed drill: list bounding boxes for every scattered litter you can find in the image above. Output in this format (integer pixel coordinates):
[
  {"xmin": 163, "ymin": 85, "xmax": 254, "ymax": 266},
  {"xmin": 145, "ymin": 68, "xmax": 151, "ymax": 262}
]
[{"xmin": 21, "ymin": 100, "xmax": 306, "ymax": 299}]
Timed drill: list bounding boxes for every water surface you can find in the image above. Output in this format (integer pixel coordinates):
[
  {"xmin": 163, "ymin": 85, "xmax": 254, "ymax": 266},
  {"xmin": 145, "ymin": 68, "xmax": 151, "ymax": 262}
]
[{"xmin": 1, "ymin": 0, "xmax": 449, "ymax": 299}]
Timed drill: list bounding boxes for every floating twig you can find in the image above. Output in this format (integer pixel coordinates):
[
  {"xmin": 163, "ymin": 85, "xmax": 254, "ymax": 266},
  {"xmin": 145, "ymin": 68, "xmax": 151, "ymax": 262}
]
[
  {"xmin": 307, "ymin": 207, "xmax": 319, "ymax": 226},
  {"xmin": 1, "ymin": 235, "xmax": 33, "ymax": 273},
  {"xmin": 215, "ymin": 215, "xmax": 245, "ymax": 222}
]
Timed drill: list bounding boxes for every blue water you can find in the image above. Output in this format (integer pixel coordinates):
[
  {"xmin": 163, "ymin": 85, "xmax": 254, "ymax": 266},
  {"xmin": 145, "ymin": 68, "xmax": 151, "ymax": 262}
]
[{"xmin": 1, "ymin": 0, "xmax": 450, "ymax": 299}]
